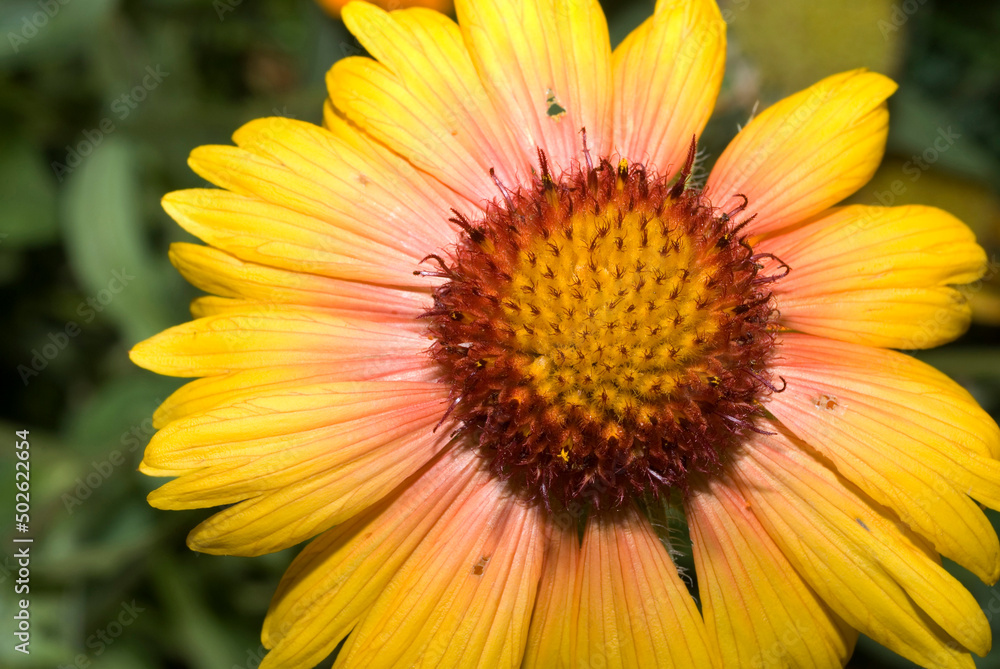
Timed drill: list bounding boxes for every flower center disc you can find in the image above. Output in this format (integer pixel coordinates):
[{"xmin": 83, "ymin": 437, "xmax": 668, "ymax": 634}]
[{"xmin": 427, "ymin": 158, "xmax": 782, "ymax": 507}]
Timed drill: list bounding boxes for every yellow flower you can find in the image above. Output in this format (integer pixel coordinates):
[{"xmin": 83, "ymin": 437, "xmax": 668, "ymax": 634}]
[
  {"xmin": 131, "ymin": 0, "xmax": 1000, "ymax": 667},
  {"xmin": 316, "ymin": 0, "xmax": 453, "ymax": 19}
]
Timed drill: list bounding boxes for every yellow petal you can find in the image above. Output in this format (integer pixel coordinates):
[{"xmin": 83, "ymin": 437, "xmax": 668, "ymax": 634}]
[
  {"xmin": 162, "ymin": 185, "xmax": 421, "ymax": 280},
  {"xmin": 261, "ymin": 448, "xmax": 479, "ymax": 669},
  {"xmin": 188, "ymin": 117, "xmax": 456, "ymax": 253},
  {"xmin": 155, "ymin": 381, "xmax": 453, "ymax": 555},
  {"xmin": 337, "ymin": 3, "xmax": 531, "ymax": 194},
  {"xmin": 320, "ymin": 105, "xmax": 481, "ymax": 218},
  {"xmin": 454, "ymin": 0, "xmax": 613, "ymax": 172},
  {"xmin": 129, "ymin": 305, "xmax": 427, "ymax": 378},
  {"xmin": 317, "ymin": 0, "xmax": 453, "ymax": 20},
  {"xmin": 577, "ymin": 504, "xmax": 717, "ymax": 668},
  {"xmin": 188, "ymin": 296, "xmax": 255, "ymax": 318},
  {"xmin": 334, "ymin": 473, "xmax": 545, "ymax": 668},
  {"xmin": 326, "ymin": 57, "xmax": 499, "ymax": 205},
  {"xmin": 612, "ymin": 0, "xmax": 725, "ymax": 179},
  {"xmin": 764, "ymin": 205, "xmax": 986, "ymax": 348},
  {"xmin": 732, "ymin": 425, "xmax": 988, "ymax": 667},
  {"xmin": 706, "ymin": 70, "xmax": 896, "ymax": 236},
  {"xmin": 522, "ymin": 518, "xmax": 580, "ymax": 668},
  {"xmin": 169, "ymin": 243, "xmax": 430, "ymax": 316},
  {"xmin": 768, "ymin": 334, "xmax": 1000, "ymax": 582},
  {"xmin": 231, "ymin": 117, "xmax": 458, "ymax": 250},
  {"xmin": 144, "ymin": 380, "xmax": 447, "ymax": 471},
  {"xmin": 153, "ymin": 360, "xmax": 437, "ymax": 430},
  {"xmin": 163, "ymin": 185, "xmax": 432, "ymax": 288},
  {"xmin": 688, "ymin": 478, "xmax": 856, "ymax": 668}
]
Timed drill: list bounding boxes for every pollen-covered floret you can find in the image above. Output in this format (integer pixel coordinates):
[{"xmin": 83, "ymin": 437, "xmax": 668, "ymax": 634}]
[{"xmin": 426, "ymin": 151, "xmax": 786, "ymax": 507}]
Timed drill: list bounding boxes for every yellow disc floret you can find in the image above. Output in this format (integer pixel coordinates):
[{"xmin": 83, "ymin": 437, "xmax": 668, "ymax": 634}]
[
  {"xmin": 505, "ymin": 200, "xmax": 733, "ymax": 430},
  {"xmin": 426, "ymin": 154, "xmax": 785, "ymax": 507}
]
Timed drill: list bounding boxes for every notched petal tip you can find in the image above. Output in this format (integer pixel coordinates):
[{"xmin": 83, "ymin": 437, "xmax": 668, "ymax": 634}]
[
  {"xmin": 706, "ymin": 68, "xmax": 899, "ymax": 237},
  {"xmin": 137, "ymin": 459, "xmax": 178, "ymax": 478}
]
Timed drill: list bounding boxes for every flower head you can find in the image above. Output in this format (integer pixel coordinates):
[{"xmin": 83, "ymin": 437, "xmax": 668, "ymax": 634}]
[
  {"xmin": 132, "ymin": 0, "xmax": 1000, "ymax": 667},
  {"xmin": 428, "ymin": 151, "xmax": 784, "ymax": 507}
]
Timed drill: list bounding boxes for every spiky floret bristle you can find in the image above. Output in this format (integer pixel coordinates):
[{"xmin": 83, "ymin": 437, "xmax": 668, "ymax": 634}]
[{"xmin": 425, "ymin": 152, "xmax": 786, "ymax": 508}]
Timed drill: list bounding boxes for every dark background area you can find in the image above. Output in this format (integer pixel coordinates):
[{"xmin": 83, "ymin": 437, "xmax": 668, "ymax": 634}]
[{"xmin": 1, "ymin": 0, "xmax": 999, "ymax": 666}]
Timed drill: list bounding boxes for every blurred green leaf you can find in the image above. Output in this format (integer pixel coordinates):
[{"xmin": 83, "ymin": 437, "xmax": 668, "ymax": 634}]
[
  {"xmin": 60, "ymin": 137, "xmax": 175, "ymax": 344},
  {"xmin": 152, "ymin": 557, "xmax": 245, "ymax": 669},
  {"xmin": 0, "ymin": 592, "xmax": 84, "ymax": 668},
  {"xmin": 888, "ymin": 88, "xmax": 1000, "ymax": 184},
  {"xmin": 0, "ymin": 0, "xmax": 119, "ymax": 64},
  {"xmin": 63, "ymin": 373, "xmax": 176, "ymax": 457},
  {"xmin": 0, "ymin": 136, "xmax": 57, "ymax": 248},
  {"xmin": 42, "ymin": 514, "xmax": 158, "ymax": 580}
]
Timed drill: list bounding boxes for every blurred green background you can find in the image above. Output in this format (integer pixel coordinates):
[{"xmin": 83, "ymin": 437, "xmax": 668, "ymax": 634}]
[{"xmin": 1, "ymin": 0, "xmax": 999, "ymax": 667}]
